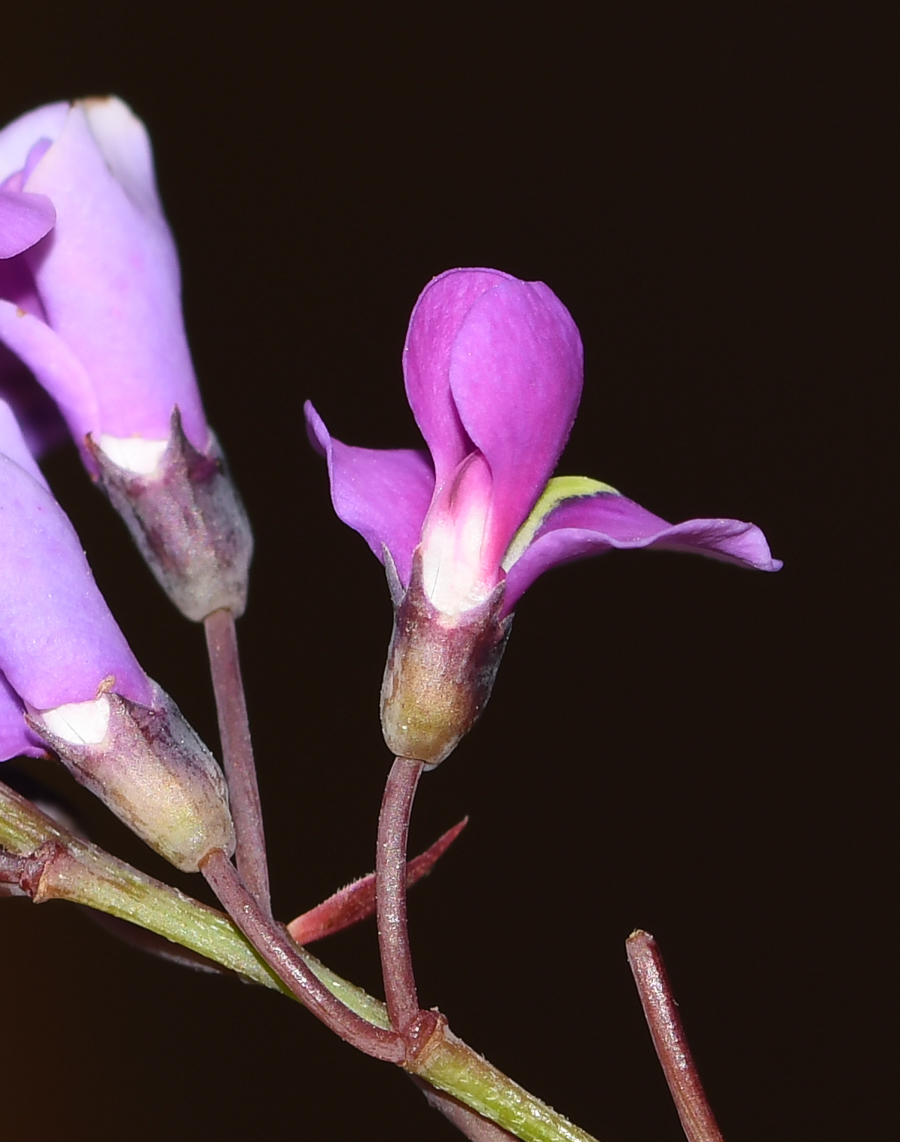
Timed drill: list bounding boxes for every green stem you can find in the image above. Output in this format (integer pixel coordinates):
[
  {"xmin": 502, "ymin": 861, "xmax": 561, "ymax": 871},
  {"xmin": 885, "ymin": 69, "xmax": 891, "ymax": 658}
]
[
  {"xmin": 0, "ymin": 781, "xmax": 598, "ymax": 1142},
  {"xmin": 418, "ymin": 1033, "xmax": 596, "ymax": 1142},
  {"xmin": 0, "ymin": 781, "xmax": 383, "ymax": 1023}
]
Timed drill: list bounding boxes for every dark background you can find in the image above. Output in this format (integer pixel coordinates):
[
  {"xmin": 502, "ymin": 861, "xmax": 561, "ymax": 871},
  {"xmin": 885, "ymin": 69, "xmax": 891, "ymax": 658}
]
[{"xmin": 2, "ymin": 6, "xmax": 888, "ymax": 1141}]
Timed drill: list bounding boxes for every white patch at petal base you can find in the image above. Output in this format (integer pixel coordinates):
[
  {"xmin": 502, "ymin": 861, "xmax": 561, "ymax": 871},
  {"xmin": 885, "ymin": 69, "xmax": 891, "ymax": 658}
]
[
  {"xmin": 422, "ymin": 502, "xmax": 493, "ymax": 616},
  {"xmin": 41, "ymin": 695, "xmax": 111, "ymax": 745},
  {"xmin": 98, "ymin": 434, "xmax": 168, "ymax": 475},
  {"xmin": 420, "ymin": 453, "xmax": 496, "ymax": 617}
]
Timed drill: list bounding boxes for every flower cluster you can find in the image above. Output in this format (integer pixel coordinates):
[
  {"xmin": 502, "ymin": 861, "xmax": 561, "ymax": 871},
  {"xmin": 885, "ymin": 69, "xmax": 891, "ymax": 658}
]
[
  {"xmin": 1, "ymin": 96, "xmax": 782, "ymax": 1138},
  {"xmin": 0, "ymin": 99, "xmax": 780, "ymax": 853},
  {"xmin": 307, "ymin": 268, "xmax": 780, "ymax": 764}
]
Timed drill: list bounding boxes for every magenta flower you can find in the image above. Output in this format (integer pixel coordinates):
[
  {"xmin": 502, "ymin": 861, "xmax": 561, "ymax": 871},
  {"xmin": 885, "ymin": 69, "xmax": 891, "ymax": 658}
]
[
  {"xmin": 0, "ymin": 98, "xmax": 208, "ymax": 471},
  {"xmin": 307, "ymin": 268, "xmax": 780, "ymax": 764},
  {"xmin": 307, "ymin": 268, "xmax": 779, "ymax": 611}
]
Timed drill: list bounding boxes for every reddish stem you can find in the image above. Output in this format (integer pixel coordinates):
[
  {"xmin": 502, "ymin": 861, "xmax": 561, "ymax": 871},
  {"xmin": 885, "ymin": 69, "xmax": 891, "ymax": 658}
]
[
  {"xmin": 626, "ymin": 930, "xmax": 726, "ymax": 1142},
  {"xmin": 204, "ymin": 608, "xmax": 270, "ymax": 913},
  {"xmin": 202, "ymin": 848, "xmax": 403, "ymax": 1063},
  {"xmin": 0, "ymin": 838, "xmax": 69, "ymax": 899},
  {"xmin": 0, "ymin": 848, "xmax": 28, "ymax": 896},
  {"xmin": 376, "ymin": 756, "xmax": 424, "ymax": 1033}
]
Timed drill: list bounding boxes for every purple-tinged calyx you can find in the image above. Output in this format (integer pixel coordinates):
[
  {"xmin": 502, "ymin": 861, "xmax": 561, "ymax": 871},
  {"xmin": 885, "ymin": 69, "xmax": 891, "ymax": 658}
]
[
  {"xmin": 380, "ymin": 549, "xmax": 512, "ymax": 767},
  {"xmin": 307, "ymin": 268, "xmax": 781, "ymax": 766},
  {"xmin": 27, "ymin": 681, "xmax": 235, "ymax": 873},
  {"xmin": 0, "ymin": 98, "xmax": 252, "ymax": 620},
  {"xmin": 85, "ymin": 409, "xmax": 253, "ymax": 621}
]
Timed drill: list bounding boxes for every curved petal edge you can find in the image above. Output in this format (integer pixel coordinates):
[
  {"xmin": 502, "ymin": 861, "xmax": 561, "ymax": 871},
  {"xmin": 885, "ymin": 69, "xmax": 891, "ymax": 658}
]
[
  {"xmin": 305, "ymin": 401, "xmax": 435, "ymax": 586},
  {"xmin": 504, "ymin": 491, "xmax": 781, "ymax": 612}
]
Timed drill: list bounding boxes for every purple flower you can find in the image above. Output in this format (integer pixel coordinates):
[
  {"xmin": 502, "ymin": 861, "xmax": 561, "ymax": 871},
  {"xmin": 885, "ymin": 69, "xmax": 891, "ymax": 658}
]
[
  {"xmin": 307, "ymin": 268, "xmax": 780, "ymax": 617},
  {"xmin": 306, "ymin": 268, "xmax": 781, "ymax": 765},
  {"xmin": 0, "ymin": 97, "xmax": 208, "ymax": 473},
  {"xmin": 0, "ymin": 397, "xmax": 151, "ymax": 762}
]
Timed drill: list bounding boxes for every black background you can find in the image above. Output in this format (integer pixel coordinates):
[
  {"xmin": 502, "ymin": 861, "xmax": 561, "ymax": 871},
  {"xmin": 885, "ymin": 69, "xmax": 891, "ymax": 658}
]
[{"xmin": 2, "ymin": 6, "xmax": 888, "ymax": 1141}]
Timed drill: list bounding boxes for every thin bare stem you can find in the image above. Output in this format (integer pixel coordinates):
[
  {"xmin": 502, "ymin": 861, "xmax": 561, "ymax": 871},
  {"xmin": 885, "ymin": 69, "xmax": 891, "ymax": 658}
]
[
  {"xmin": 204, "ymin": 607, "xmax": 269, "ymax": 912},
  {"xmin": 377, "ymin": 756, "xmax": 424, "ymax": 1033},
  {"xmin": 626, "ymin": 930, "xmax": 725, "ymax": 1142},
  {"xmin": 413, "ymin": 1077, "xmax": 523, "ymax": 1140},
  {"xmin": 201, "ymin": 848, "xmax": 404, "ymax": 1063}
]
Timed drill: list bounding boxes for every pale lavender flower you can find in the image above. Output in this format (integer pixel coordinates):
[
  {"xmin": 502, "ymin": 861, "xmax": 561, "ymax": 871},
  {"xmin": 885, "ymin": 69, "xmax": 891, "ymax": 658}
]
[
  {"xmin": 0, "ymin": 99, "xmax": 252, "ymax": 621},
  {"xmin": 0, "ymin": 98, "xmax": 207, "ymax": 470}
]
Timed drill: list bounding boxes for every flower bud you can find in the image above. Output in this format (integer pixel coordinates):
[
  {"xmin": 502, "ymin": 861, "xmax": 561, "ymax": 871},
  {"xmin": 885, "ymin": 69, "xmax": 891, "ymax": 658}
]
[
  {"xmin": 27, "ymin": 679, "xmax": 235, "ymax": 873},
  {"xmin": 380, "ymin": 550, "xmax": 512, "ymax": 768},
  {"xmin": 85, "ymin": 409, "xmax": 253, "ymax": 621}
]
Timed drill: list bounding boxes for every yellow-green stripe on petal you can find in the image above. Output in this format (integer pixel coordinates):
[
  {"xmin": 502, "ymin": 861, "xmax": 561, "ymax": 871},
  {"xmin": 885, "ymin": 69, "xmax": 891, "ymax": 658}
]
[{"xmin": 502, "ymin": 475, "xmax": 620, "ymax": 571}]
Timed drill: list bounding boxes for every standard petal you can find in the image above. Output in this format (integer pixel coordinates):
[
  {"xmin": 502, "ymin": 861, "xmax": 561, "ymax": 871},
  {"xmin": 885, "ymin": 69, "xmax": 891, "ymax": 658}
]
[
  {"xmin": 0, "ymin": 454, "xmax": 152, "ymax": 710},
  {"xmin": 0, "ymin": 102, "xmax": 69, "ymax": 181},
  {"xmin": 0, "ymin": 190, "xmax": 56, "ymax": 258},
  {"xmin": 305, "ymin": 401, "xmax": 434, "ymax": 586},
  {"xmin": 448, "ymin": 276, "xmax": 583, "ymax": 564},
  {"xmin": 504, "ymin": 491, "xmax": 781, "ymax": 612},
  {"xmin": 22, "ymin": 102, "xmax": 208, "ymax": 450},
  {"xmin": 403, "ymin": 269, "xmax": 514, "ymax": 485}
]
